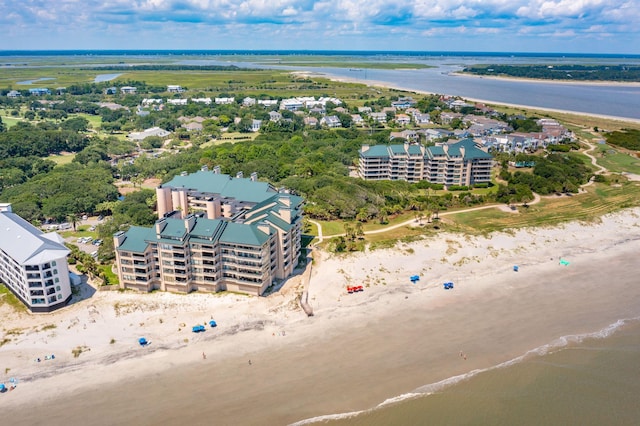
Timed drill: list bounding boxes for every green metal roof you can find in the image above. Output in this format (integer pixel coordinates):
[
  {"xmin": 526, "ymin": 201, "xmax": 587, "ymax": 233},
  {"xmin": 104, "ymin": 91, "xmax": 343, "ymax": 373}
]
[
  {"xmin": 219, "ymin": 222, "xmax": 269, "ymax": 246},
  {"xmin": 389, "ymin": 145, "xmax": 406, "ymax": 155},
  {"xmin": 266, "ymin": 212, "xmax": 293, "ymax": 231},
  {"xmin": 164, "ymin": 171, "xmax": 231, "ymax": 193},
  {"xmin": 425, "ymin": 145, "xmax": 446, "ymax": 158},
  {"xmin": 360, "ymin": 145, "xmax": 390, "ymax": 158},
  {"xmin": 190, "ymin": 218, "xmax": 225, "ymax": 240},
  {"xmin": 163, "ymin": 170, "xmax": 277, "ymax": 203},
  {"xmin": 453, "ymin": 139, "xmax": 493, "ymax": 160},
  {"xmin": 407, "ymin": 145, "xmax": 423, "ymax": 155},
  {"xmin": 159, "ymin": 218, "xmax": 187, "ymax": 240},
  {"xmin": 222, "ymin": 178, "xmax": 275, "ymax": 203},
  {"xmin": 117, "ymin": 226, "xmax": 156, "ymax": 253}
]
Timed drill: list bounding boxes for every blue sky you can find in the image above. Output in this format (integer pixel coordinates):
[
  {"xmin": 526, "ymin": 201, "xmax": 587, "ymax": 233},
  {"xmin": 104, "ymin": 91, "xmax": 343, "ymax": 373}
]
[{"xmin": 1, "ymin": 0, "xmax": 638, "ymax": 53}]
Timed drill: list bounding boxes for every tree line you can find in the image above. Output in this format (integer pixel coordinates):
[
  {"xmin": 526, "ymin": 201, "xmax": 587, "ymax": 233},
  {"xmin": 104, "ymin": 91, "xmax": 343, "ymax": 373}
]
[{"xmin": 463, "ymin": 65, "xmax": 640, "ymax": 82}]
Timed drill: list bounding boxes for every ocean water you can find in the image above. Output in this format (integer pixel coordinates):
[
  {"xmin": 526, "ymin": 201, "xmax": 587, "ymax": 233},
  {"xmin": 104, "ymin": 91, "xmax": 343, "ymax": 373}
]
[{"xmin": 301, "ymin": 318, "xmax": 640, "ymax": 426}]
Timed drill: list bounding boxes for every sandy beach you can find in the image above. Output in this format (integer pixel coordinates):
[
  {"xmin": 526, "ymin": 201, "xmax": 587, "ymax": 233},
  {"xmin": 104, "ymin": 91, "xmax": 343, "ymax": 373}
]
[{"xmin": 2, "ymin": 207, "xmax": 640, "ymax": 425}]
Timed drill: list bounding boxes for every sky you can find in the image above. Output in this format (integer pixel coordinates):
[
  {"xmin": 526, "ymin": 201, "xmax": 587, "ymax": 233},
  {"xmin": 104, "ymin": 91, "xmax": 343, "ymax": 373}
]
[{"xmin": 1, "ymin": 0, "xmax": 639, "ymax": 54}]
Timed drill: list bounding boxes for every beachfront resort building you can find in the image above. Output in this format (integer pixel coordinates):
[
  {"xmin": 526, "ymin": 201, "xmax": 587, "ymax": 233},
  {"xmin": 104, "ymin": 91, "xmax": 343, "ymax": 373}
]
[
  {"xmin": 113, "ymin": 169, "xmax": 304, "ymax": 296},
  {"xmin": 0, "ymin": 204, "xmax": 73, "ymax": 313},
  {"xmin": 358, "ymin": 139, "xmax": 493, "ymax": 187}
]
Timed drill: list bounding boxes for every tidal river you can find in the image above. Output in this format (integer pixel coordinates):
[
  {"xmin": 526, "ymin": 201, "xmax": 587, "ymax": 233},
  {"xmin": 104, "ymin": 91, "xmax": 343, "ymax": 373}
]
[{"xmin": 302, "ymin": 64, "xmax": 640, "ymax": 120}]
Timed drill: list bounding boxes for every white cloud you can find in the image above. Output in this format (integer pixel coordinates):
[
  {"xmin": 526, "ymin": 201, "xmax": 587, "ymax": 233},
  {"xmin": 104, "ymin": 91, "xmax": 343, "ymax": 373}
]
[{"xmin": 0, "ymin": 0, "xmax": 638, "ymax": 51}]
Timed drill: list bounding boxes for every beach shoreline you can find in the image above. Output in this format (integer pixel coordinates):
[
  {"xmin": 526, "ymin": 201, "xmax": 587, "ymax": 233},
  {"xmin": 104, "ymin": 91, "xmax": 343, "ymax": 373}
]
[{"xmin": 2, "ymin": 208, "xmax": 640, "ymax": 425}]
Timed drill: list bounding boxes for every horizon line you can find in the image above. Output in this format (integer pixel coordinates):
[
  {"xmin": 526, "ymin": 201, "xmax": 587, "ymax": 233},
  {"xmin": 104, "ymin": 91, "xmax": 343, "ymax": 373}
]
[{"xmin": 0, "ymin": 49, "xmax": 639, "ymax": 57}]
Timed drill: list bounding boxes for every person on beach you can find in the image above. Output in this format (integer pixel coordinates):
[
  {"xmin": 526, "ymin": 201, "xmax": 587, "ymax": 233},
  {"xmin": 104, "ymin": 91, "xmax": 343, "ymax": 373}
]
[
  {"xmin": 202, "ymin": 352, "xmax": 206, "ymax": 360},
  {"xmin": 248, "ymin": 360, "xmax": 252, "ymax": 365}
]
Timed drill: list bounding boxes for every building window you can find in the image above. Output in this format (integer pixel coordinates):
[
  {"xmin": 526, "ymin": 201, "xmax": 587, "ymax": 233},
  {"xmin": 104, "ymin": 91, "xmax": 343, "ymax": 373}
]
[
  {"xmin": 52, "ymin": 261, "xmax": 57, "ymax": 266},
  {"xmin": 56, "ymin": 286, "xmax": 61, "ymax": 291}
]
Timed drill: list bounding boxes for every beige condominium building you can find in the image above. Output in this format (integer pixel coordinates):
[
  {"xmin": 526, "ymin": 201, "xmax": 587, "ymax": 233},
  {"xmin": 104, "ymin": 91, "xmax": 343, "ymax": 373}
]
[
  {"xmin": 358, "ymin": 139, "xmax": 493, "ymax": 187},
  {"xmin": 0, "ymin": 203, "xmax": 73, "ymax": 312},
  {"xmin": 113, "ymin": 168, "xmax": 304, "ymax": 296}
]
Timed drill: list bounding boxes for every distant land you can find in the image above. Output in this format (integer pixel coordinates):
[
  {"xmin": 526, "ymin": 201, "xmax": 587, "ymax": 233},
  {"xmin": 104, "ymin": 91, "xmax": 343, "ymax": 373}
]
[
  {"xmin": 1, "ymin": 50, "xmax": 640, "ymax": 59},
  {"xmin": 462, "ymin": 64, "xmax": 640, "ymax": 82}
]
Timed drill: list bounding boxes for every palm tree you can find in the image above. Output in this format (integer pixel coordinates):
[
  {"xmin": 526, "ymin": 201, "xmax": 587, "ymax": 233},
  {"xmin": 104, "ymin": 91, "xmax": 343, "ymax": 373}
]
[
  {"xmin": 354, "ymin": 222, "xmax": 364, "ymax": 239},
  {"xmin": 67, "ymin": 214, "xmax": 78, "ymax": 232}
]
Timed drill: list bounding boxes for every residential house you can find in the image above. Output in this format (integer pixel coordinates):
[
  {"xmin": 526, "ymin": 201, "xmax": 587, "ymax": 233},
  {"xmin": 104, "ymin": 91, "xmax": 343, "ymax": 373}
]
[
  {"xmin": 269, "ymin": 111, "xmax": 282, "ymax": 122},
  {"xmin": 395, "ymin": 114, "xmax": 411, "ymax": 126},
  {"xmin": 121, "ymin": 86, "xmax": 137, "ymax": 94},
  {"xmin": 304, "ymin": 116, "xmax": 319, "ymax": 127},
  {"xmin": 391, "ymin": 97, "xmax": 416, "ymax": 109},
  {"xmin": 258, "ymin": 99, "xmax": 278, "ymax": 107},
  {"xmin": 251, "ymin": 119, "xmax": 262, "ymax": 132},
  {"xmin": 369, "ymin": 112, "xmax": 387, "ymax": 124},
  {"xmin": 440, "ymin": 111, "xmax": 463, "ymax": 124},
  {"xmin": 309, "ymin": 106, "xmax": 326, "ymax": 116},
  {"xmin": 351, "ymin": 114, "xmax": 364, "ymax": 126},
  {"xmin": 142, "ymin": 99, "xmax": 163, "ymax": 107},
  {"xmin": 29, "ymin": 88, "xmax": 51, "ymax": 96},
  {"xmin": 242, "ymin": 97, "xmax": 256, "ymax": 107},
  {"xmin": 104, "ymin": 87, "xmax": 117, "ymax": 95},
  {"xmin": 167, "ymin": 85, "xmax": 184, "ymax": 93},
  {"xmin": 7, "ymin": 90, "xmax": 22, "ymax": 98},
  {"xmin": 98, "ymin": 102, "xmax": 126, "ymax": 111},
  {"xmin": 191, "ymin": 98, "xmax": 212, "ymax": 105},
  {"xmin": 127, "ymin": 127, "xmax": 171, "ymax": 141},
  {"xmin": 215, "ymin": 97, "xmax": 235, "ymax": 105},
  {"xmin": 413, "ymin": 113, "xmax": 431, "ymax": 125},
  {"xmin": 280, "ymin": 98, "xmax": 304, "ymax": 111},
  {"xmin": 182, "ymin": 122, "xmax": 203, "ymax": 132},
  {"xmin": 320, "ymin": 115, "xmax": 342, "ymax": 128},
  {"xmin": 423, "ymin": 128, "xmax": 454, "ymax": 141},
  {"xmin": 389, "ymin": 130, "xmax": 419, "ymax": 143}
]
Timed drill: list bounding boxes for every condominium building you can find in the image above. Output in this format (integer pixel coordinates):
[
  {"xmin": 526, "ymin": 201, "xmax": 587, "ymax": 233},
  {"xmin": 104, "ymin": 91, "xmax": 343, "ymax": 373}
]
[
  {"xmin": 113, "ymin": 169, "xmax": 304, "ymax": 296},
  {"xmin": 0, "ymin": 203, "xmax": 73, "ymax": 313},
  {"xmin": 358, "ymin": 139, "xmax": 493, "ymax": 187}
]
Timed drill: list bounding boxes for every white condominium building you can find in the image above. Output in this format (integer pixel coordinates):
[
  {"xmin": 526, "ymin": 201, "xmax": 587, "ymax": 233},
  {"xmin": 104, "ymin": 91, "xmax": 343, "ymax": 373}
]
[{"xmin": 0, "ymin": 204, "xmax": 73, "ymax": 313}]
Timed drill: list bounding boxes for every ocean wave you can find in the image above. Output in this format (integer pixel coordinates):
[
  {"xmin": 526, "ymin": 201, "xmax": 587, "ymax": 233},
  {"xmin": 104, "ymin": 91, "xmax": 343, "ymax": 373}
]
[{"xmin": 290, "ymin": 316, "xmax": 640, "ymax": 425}]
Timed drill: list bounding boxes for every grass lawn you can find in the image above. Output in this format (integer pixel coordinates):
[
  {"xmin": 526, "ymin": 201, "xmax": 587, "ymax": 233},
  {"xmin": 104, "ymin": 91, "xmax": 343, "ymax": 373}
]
[
  {"xmin": 444, "ymin": 181, "xmax": 640, "ymax": 234},
  {"xmin": 79, "ymin": 113, "xmax": 103, "ymax": 129},
  {"xmin": 0, "ymin": 284, "xmax": 28, "ymax": 312},
  {"xmin": 594, "ymin": 144, "xmax": 640, "ymax": 174},
  {"xmin": 0, "ymin": 114, "xmax": 22, "ymax": 128},
  {"xmin": 48, "ymin": 152, "xmax": 76, "ymax": 166},
  {"xmin": 98, "ymin": 265, "xmax": 119, "ymax": 285}
]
